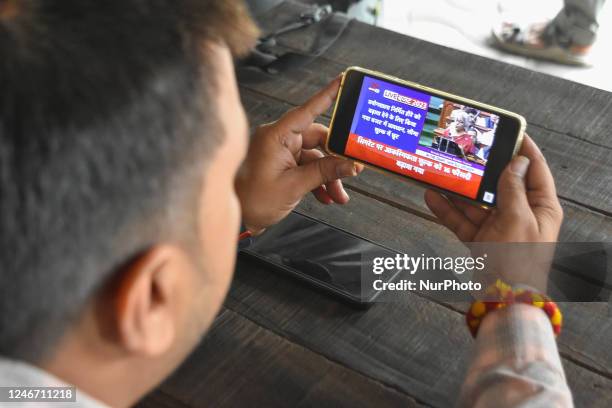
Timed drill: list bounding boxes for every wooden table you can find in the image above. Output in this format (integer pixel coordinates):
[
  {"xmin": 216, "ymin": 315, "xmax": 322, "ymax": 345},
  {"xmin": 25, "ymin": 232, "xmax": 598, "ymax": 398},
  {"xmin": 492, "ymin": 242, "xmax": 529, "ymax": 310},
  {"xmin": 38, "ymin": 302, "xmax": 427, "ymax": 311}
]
[{"xmin": 139, "ymin": 2, "xmax": 612, "ymax": 406}]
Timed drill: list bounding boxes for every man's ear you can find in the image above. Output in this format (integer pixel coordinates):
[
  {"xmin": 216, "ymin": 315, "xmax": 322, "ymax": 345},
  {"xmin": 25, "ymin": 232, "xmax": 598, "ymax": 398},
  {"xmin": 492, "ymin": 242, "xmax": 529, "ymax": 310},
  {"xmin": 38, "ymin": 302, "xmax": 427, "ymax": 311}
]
[{"xmin": 113, "ymin": 245, "xmax": 188, "ymax": 357}]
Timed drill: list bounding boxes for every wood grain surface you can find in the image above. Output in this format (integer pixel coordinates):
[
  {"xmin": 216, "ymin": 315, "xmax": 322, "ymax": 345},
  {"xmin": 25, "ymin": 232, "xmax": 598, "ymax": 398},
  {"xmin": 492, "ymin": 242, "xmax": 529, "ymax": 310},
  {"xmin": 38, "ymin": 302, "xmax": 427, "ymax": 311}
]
[{"xmin": 140, "ymin": 1, "xmax": 612, "ymax": 407}]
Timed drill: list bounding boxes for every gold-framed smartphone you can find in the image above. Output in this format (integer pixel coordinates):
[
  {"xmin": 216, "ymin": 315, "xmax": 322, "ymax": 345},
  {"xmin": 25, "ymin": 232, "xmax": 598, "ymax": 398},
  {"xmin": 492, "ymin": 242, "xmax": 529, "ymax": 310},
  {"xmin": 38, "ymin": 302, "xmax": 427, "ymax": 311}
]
[{"xmin": 326, "ymin": 67, "xmax": 526, "ymax": 208}]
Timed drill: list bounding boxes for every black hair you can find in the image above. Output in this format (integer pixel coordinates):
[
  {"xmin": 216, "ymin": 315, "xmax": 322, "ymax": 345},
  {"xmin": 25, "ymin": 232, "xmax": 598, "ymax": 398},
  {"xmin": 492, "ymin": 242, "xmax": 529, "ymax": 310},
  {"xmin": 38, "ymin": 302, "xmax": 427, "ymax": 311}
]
[{"xmin": 0, "ymin": 0, "xmax": 257, "ymax": 362}]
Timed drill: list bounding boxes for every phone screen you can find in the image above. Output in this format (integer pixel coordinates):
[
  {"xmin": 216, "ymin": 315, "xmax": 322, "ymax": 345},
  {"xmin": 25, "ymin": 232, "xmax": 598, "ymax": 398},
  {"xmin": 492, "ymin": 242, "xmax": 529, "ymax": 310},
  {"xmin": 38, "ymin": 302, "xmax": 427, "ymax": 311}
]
[
  {"xmin": 240, "ymin": 212, "xmax": 401, "ymax": 304},
  {"xmin": 328, "ymin": 70, "xmax": 524, "ymax": 206}
]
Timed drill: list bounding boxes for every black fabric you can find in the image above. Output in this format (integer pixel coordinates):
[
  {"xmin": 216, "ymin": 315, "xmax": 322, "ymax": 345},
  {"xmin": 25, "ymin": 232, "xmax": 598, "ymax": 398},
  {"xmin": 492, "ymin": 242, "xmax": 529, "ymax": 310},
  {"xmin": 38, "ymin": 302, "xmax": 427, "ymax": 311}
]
[
  {"xmin": 292, "ymin": 0, "xmax": 361, "ymax": 12},
  {"xmin": 245, "ymin": 0, "xmax": 286, "ymax": 19},
  {"xmin": 239, "ymin": 2, "xmax": 350, "ymax": 75}
]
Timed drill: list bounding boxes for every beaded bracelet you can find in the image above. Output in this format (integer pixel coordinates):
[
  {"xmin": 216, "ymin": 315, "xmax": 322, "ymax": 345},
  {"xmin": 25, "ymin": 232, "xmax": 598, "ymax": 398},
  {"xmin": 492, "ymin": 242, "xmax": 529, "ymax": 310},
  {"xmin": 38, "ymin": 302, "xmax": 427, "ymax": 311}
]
[
  {"xmin": 466, "ymin": 279, "xmax": 562, "ymax": 338},
  {"xmin": 238, "ymin": 230, "xmax": 252, "ymax": 241}
]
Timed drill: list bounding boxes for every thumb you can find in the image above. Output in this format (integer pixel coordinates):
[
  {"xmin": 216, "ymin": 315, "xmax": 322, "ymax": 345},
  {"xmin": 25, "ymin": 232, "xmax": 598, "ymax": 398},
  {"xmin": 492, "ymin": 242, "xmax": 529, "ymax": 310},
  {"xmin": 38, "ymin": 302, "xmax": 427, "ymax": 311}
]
[
  {"xmin": 290, "ymin": 156, "xmax": 358, "ymax": 197},
  {"xmin": 496, "ymin": 155, "xmax": 531, "ymax": 214}
]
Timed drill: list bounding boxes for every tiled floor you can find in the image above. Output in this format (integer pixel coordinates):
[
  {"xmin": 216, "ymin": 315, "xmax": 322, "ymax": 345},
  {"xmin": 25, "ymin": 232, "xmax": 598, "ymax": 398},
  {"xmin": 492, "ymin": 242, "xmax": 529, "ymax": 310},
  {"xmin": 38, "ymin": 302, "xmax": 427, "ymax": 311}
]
[{"xmin": 349, "ymin": 0, "xmax": 611, "ymax": 91}]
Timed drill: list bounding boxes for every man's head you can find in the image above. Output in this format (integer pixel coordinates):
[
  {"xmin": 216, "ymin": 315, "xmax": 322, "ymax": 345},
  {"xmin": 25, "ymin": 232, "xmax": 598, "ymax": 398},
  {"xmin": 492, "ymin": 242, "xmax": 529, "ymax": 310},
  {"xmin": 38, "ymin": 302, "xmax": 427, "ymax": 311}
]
[{"xmin": 0, "ymin": 0, "xmax": 258, "ymax": 404}]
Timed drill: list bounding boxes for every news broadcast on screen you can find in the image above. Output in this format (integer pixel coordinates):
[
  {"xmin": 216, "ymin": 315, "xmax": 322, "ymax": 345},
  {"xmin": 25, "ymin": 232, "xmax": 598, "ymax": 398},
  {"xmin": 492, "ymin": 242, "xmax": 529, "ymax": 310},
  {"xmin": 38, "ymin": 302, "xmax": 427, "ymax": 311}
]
[{"xmin": 344, "ymin": 75, "xmax": 500, "ymax": 201}]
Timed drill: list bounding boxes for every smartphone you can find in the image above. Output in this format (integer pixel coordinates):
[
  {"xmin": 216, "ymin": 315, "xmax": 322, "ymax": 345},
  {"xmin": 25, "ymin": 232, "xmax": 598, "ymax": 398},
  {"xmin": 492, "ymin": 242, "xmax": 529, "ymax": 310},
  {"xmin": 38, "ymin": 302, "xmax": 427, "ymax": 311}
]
[
  {"xmin": 239, "ymin": 211, "xmax": 402, "ymax": 307},
  {"xmin": 326, "ymin": 67, "xmax": 526, "ymax": 207}
]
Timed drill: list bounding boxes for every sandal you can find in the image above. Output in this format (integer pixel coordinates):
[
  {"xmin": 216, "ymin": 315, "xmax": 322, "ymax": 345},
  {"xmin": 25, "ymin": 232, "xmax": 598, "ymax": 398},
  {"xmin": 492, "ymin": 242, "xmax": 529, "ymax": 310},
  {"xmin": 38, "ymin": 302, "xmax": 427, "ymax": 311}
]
[{"xmin": 491, "ymin": 21, "xmax": 592, "ymax": 66}]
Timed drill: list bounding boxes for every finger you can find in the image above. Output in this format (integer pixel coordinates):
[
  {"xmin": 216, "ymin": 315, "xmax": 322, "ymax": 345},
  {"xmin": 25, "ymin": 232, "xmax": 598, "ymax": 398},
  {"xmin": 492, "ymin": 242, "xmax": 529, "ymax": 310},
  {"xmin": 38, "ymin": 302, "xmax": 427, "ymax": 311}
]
[
  {"xmin": 425, "ymin": 190, "xmax": 478, "ymax": 242},
  {"xmin": 326, "ymin": 179, "xmax": 350, "ymax": 204},
  {"xmin": 290, "ymin": 156, "xmax": 358, "ymax": 199},
  {"xmin": 276, "ymin": 77, "xmax": 341, "ymax": 135},
  {"xmin": 519, "ymin": 134, "xmax": 557, "ymax": 198},
  {"xmin": 354, "ymin": 162, "xmax": 365, "ymax": 174},
  {"xmin": 496, "ymin": 155, "xmax": 531, "ymax": 215},
  {"xmin": 300, "ymin": 149, "xmax": 350, "ymax": 204},
  {"xmin": 518, "ymin": 134, "xmax": 563, "ymax": 232},
  {"xmin": 302, "ymin": 122, "xmax": 329, "ymax": 150},
  {"xmin": 448, "ymin": 196, "xmax": 490, "ymax": 226},
  {"xmin": 313, "ymin": 185, "xmax": 333, "ymax": 205}
]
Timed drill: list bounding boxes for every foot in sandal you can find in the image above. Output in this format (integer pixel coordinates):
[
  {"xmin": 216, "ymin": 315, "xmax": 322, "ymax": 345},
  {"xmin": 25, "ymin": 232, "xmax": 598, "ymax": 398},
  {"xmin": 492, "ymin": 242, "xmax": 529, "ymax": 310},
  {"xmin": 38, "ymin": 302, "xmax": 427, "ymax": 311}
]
[{"xmin": 491, "ymin": 21, "xmax": 593, "ymax": 66}]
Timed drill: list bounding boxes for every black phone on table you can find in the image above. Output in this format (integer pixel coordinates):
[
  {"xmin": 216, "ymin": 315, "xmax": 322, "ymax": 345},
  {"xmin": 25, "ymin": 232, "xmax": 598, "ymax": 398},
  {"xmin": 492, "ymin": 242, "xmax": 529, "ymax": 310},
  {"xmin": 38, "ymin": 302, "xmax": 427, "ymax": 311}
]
[{"xmin": 239, "ymin": 211, "xmax": 401, "ymax": 307}]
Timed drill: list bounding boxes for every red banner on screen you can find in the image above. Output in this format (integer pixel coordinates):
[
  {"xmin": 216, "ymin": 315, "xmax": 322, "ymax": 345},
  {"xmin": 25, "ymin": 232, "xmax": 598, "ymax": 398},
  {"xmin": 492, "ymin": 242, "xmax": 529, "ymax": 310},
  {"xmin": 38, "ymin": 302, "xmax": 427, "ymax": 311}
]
[{"xmin": 345, "ymin": 133, "xmax": 482, "ymax": 198}]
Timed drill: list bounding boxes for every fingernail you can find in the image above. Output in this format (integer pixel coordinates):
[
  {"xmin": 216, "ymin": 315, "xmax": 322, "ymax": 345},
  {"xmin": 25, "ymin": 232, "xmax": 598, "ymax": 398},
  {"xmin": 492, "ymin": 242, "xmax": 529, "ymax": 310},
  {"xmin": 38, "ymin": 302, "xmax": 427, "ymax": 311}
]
[
  {"xmin": 511, "ymin": 156, "xmax": 530, "ymax": 178},
  {"xmin": 342, "ymin": 189, "xmax": 350, "ymax": 203},
  {"xmin": 337, "ymin": 162, "xmax": 357, "ymax": 178}
]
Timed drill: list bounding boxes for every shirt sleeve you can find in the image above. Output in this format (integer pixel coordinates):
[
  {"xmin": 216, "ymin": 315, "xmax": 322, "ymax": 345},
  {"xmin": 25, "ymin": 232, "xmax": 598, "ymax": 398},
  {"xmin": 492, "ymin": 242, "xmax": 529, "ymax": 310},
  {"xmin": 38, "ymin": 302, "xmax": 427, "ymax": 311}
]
[{"xmin": 457, "ymin": 303, "xmax": 574, "ymax": 408}]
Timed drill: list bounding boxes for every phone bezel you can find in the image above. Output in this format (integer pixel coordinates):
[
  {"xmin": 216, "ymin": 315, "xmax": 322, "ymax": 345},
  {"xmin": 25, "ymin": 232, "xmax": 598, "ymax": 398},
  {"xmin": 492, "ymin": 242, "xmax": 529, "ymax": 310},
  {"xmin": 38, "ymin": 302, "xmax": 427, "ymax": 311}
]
[{"xmin": 326, "ymin": 67, "xmax": 526, "ymax": 208}]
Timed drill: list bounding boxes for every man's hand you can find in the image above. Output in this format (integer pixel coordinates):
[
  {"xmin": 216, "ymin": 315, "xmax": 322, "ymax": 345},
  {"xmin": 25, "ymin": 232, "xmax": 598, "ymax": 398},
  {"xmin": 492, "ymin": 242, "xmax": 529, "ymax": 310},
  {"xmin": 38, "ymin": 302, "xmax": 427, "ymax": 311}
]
[
  {"xmin": 425, "ymin": 134, "xmax": 563, "ymax": 243},
  {"xmin": 425, "ymin": 134, "xmax": 563, "ymax": 290},
  {"xmin": 236, "ymin": 77, "xmax": 363, "ymax": 234}
]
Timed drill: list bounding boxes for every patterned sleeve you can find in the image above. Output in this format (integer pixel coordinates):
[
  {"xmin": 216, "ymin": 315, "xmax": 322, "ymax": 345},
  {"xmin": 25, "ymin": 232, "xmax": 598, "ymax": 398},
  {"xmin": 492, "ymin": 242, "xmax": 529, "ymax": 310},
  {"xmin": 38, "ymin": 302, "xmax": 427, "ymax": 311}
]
[{"xmin": 457, "ymin": 303, "xmax": 573, "ymax": 408}]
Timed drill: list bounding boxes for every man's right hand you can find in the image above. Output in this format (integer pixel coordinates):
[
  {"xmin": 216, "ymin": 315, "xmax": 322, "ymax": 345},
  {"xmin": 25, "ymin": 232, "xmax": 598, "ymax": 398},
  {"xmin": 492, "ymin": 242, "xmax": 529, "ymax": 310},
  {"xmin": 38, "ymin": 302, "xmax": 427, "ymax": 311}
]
[
  {"xmin": 235, "ymin": 77, "xmax": 363, "ymax": 235},
  {"xmin": 424, "ymin": 134, "xmax": 563, "ymax": 291}
]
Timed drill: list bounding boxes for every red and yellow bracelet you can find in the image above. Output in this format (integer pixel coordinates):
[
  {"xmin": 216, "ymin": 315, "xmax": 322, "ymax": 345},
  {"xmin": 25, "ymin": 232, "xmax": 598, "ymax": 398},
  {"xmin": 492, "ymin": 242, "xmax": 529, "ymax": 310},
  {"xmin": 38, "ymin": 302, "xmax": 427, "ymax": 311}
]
[
  {"xmin": 466, "ymin": 279, "xmax": 562, "ymax": 338},
  {"xmin": 238, "ymin": 230, "xmax": 252, "ymax": 241}
]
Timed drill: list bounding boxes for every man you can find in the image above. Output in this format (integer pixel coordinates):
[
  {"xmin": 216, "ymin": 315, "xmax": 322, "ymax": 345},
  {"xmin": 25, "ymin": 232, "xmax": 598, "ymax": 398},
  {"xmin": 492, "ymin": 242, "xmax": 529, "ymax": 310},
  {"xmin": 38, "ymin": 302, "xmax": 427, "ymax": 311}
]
[
  {"xmin": 0, "ymin": 2, "xmax": 359, "ymax": 406},
  {"xmin": 0, "ymin": 1, "xmax": 570, "ymax": 407}
]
